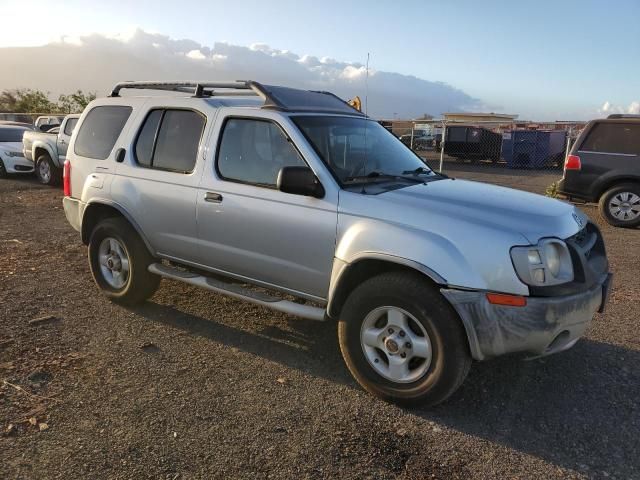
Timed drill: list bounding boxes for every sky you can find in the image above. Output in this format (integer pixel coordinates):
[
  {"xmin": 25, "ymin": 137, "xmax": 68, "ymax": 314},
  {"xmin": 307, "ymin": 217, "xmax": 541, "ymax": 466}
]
[{"xmin": 1, "ymin": 0, "xmax": 639, "ymax": 120}]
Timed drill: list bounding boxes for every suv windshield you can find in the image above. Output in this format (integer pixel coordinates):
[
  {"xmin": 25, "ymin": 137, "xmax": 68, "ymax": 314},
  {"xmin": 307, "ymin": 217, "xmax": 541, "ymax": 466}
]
[{"xmin": 293, "ymin": 116, "xmax": 435, "ymax": 184}]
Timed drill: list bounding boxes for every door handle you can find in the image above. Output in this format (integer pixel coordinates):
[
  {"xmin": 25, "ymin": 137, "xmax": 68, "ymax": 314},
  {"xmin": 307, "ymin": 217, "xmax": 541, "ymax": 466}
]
[{"xmin": 204, "ymin": 192, "xmax": 223, "ymax": 203}]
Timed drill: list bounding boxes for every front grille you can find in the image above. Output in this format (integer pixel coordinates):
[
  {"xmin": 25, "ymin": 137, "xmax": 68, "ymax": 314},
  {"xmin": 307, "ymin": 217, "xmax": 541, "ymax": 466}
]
[
  {"xmin": 568, "ymin": 224, "xmax": 598, "ymax": 260},
  {"xmin": 566, "ymin": 222, "xmax": 607, "ymax": 279}
]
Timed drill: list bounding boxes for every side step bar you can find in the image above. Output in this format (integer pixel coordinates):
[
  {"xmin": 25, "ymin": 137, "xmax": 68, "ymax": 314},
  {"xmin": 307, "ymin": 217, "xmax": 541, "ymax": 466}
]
[{"xmin": 148, "ymin": 263, "xmax": 326, "ymax": 321}]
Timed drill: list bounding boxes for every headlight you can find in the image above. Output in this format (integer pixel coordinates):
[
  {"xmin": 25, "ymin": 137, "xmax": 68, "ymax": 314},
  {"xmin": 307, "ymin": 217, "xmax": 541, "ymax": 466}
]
[
  {"xmin": 511, "ymin": 239, "xmax": 573, "ymax": 287},
  {"xmin": 4, "ymin": 151, "xmax": 24, "ymax": 157}
]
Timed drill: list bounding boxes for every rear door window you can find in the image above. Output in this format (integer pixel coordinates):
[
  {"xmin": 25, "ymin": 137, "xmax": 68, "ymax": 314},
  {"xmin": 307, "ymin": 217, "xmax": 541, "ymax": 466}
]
[
  {"xmin": 133, "ymin": 109, "xmax": 205, "ymax": 173},
  {"xmin": 74, "ymin": 106, "xmax": 132, "ymax": 159},
  {"xmin": 580, "ymin": 123, "xmax": 640, "ymax": 155}
]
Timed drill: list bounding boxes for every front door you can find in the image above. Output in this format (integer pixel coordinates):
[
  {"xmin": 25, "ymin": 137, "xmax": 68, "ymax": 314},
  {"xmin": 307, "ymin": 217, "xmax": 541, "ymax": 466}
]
[{"xmin": 196, "ymin": 113, "xmax": 338, "ymax": 299}]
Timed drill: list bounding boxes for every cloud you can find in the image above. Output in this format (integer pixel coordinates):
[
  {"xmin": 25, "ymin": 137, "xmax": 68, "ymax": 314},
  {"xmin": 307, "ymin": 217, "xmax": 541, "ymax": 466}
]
[
  {"xmin": 0, "ymin": 29, "xmax": 482, "ymax": 118},
  {"xmin": 598, "ymin": 100, "xmax": 640, "ymax": 116}
]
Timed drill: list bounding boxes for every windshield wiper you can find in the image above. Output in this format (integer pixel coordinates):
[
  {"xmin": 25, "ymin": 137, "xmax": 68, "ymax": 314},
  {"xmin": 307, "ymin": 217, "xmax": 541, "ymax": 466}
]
[
  {"xmin": 345, "ymin": 170, "xmax": 424, "ymax": 184},
  {"xmin": 402, "ymin": 167, "xmax": 449, "ymax": 179}
]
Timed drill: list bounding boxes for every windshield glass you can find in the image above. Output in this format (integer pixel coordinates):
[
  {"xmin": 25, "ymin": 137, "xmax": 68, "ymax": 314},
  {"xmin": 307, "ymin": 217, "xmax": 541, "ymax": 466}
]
[
  {"xmin": 0, "ymin": 127, "xmax": 28, "ymax": 143},
  {"xmin": 293, "ymin": 116, "xmax": 434, "ymax": 183}
]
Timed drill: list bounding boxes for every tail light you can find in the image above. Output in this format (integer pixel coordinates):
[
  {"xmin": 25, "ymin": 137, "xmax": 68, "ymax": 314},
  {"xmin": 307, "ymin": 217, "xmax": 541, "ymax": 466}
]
[
  {"xmin": 564, "ymin": 154, "xmax": 581, "ymax": 171},
  {"xmin": 63, "ymin": 159, "xmax": 71, "ymax": 196}
]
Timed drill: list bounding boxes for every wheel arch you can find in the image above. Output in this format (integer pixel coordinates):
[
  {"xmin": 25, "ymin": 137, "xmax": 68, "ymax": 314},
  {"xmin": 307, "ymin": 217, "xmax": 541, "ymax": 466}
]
[
  {"xmin": 594, "ymin": 175, "xmax": 640, "ymax": 200},
  {"xmin": 33, "ymin": 141, "xmax": 55, "ymax": 163},
  {"xmin": 326, "ymin": 254, "xmax": 447, "ymax": 319},
  {"xmin": 81, "ymin": 200, "xmax": 155, "ymax": 255}
]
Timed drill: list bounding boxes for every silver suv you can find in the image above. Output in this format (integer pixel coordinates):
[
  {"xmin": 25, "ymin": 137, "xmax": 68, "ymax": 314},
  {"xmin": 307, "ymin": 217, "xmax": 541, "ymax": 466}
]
[{"xmin": 62, "ymin": 81, "xmax": 612, "ymax": 406}]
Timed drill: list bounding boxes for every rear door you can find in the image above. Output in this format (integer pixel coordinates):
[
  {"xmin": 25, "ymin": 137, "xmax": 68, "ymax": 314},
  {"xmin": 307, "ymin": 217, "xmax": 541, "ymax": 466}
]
[
  {"xmin": 575, "ymin": 121, "xmax": 640, "ymax": 194},
  {"xmin": 110, "ymin": 105, "xmax": 212, "ymax": 262}
]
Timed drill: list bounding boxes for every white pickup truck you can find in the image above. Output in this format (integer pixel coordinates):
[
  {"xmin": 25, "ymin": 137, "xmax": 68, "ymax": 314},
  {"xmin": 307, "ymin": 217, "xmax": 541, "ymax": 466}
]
[{"xmin": 23, "ymin": 114, "xmax": 80, "ymax": 185}]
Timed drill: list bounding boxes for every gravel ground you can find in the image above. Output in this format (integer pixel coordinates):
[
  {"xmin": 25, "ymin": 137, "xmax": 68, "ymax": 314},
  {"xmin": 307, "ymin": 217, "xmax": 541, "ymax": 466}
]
[{"xmin": 1, "ymin": 171, "xmax": 638, "ymax": 479}]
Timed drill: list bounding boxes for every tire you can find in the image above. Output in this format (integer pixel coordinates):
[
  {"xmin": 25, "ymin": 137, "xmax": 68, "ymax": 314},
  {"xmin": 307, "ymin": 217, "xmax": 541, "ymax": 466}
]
[
  {"xmin": 88, "ymin": 217, "xmax": 161, "ymax": 305},
  {"xmin": 598, "ymin": 183, "xmax": 640, "ymax": 228},
  {"xmin": 35, "ymin": 153, "xmax": 61, "ymax": 186},
  {"xmin": 0, "ymin": 159, "xmax": 7, "ymax": 178},
  {"xmin": 338, "ymin": 271, "xmax": 471, "ymax": 407}
]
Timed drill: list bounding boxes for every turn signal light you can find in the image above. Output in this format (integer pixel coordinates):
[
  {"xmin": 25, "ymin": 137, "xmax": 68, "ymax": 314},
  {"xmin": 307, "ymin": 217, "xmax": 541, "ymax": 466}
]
[
  {"xmin": 486, "ymin": 293, "xmax": 527, "ymax": 307},
  {"xmin": 564, "ymin": 155, "xmax": 581, "ymax": 171}
]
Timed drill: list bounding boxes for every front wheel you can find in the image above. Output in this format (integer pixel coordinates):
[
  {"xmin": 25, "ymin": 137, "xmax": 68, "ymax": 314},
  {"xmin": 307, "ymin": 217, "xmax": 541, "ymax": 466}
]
[
  {"xmin": 599, "ymin": 183, "xmax": 640, "ymax": 228},
  {"xmin": 88, "ymin": 217, "xmax": 160, "ymax": 305},
  {"xmin": 0, "ymin": 159, "xmax": 7, "ymax": 178},
  {"xmin": 338, "ymin": 271, "xmax": 471, "ymax": 407}
]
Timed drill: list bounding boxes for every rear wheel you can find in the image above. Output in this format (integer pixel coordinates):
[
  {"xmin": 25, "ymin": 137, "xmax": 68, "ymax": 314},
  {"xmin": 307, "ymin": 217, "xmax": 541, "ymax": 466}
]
[
  {"xmin": 88, "ymin": 217, "xmax": 160, "ymax": 305},
  {"xmin": 338, "ymin": 271, "xmax": 471, "ymax": 407},
  {"xmin": 599, "ymin": 183, "xmax": 640, "ymax": 228},
  {"xmin": 35, "ymin": 153, "xmax": 61, "ymax": 186}
]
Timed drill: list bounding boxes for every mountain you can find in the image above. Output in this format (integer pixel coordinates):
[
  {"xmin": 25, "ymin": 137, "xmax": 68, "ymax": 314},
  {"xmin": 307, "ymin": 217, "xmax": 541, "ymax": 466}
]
[{"xmin": 0, "ymin": 29, "xmax": 481, "ymax": 119}]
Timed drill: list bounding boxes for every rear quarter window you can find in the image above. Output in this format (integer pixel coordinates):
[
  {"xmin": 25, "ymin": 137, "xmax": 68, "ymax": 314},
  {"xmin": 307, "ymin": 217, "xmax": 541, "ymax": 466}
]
[
  {"xmin": 580, "ymin": 123, "xmax": 640, "ymax": 155},
  {"xmin": 74, "ymin": 106, "xmax": 132, "ymax": 159}
]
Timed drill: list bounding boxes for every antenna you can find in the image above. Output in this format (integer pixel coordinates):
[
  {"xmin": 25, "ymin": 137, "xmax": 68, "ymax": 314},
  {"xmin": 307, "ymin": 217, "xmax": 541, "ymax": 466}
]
[
  {"xmin": 365, "ymin": 53, "xmax": 369, "ymax": 115},
  {"xmin": 361, "ymin": 53, "xmax": 370, "ymax": 193}
]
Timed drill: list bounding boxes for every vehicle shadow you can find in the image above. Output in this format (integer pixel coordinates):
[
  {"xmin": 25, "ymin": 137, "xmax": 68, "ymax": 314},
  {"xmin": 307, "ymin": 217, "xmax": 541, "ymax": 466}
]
[{"xmin": 134, "ymin": 301, "xmax": 638, "ymax": 477}]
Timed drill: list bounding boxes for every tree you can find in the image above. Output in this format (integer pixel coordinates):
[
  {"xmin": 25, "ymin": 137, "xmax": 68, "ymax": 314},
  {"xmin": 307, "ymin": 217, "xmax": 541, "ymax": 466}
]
[
  {"xmin": 0, "ymin": 88, "xmax": 57, "ymax": 113},
  {"xmin": 0, "ymin": 88, "xmax": 96, "ymax": 114},
  {"xmin": 57, "ymin": 90, "xmax": 97, "ymax": 113}
]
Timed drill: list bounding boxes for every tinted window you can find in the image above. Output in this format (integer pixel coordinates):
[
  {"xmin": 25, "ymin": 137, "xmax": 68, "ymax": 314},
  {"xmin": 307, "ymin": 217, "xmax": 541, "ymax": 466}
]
[
  {"xmin": 63, "ymin": 118, "xmax": 78, "ymax": 136},
  {"xmin": 0, "ymin": 127, "xmax": 29, "ymax": 142},
  {"xmin": 581, "ymin": 123, "xmax": 640, "ymax": 155},
  {"xmin": 134, "ymin": 110, "xmax": 163, "ymax": 167},
  {"xmin": 74, "ymin": 106, "xmax": 132, "ymax": 159},
  {"xmin": 152, "ymin": 110, "xmax": 205, "ymax": 172},
  {"xmin": 217, "ymin": 118, "xmax": 306, "ymax": 186}
]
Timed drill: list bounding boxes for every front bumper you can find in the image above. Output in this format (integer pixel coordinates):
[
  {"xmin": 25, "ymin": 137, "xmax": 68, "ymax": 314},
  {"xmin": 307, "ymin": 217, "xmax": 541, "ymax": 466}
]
[
  {"xmin": 441, "ymin": 273, "xmax": 612, "ymax": 361},
  {"xmin": 1, "ymin": 155, "xmax": 34, "ymax": 173}
]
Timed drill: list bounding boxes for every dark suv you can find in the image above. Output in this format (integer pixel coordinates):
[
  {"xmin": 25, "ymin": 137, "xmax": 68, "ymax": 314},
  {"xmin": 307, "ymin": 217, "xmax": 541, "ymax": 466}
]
[{"xmin": 559, "ymin": 115, "xmax": 640, "ymax": 227}]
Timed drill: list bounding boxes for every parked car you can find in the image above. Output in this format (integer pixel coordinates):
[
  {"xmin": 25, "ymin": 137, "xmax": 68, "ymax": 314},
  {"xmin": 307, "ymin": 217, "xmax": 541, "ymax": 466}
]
[
  {"xmin": 23, "ymin": 114, "xmax": 80, "ymax": 185},
  {"xmin": 558, "ymin": 115, "xmax": 640, "ymax": 227},
  {"xmin": 0, "ymin": 124, "xmax": 35, "ymax": 177},
  {"xmin": 399, "ymin": 130, "xmax": 434, "ymax": 150},
  {"xmin": 35, "ymin": 115, "xmax": 65, "ymax": 132},
  {"xmin": 62, "ymin": 81, "xmax": 611, "ymax": 406}
]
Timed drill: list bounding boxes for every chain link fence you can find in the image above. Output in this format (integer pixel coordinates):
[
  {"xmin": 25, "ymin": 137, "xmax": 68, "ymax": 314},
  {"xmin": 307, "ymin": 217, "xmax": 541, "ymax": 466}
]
[{"xmin": 382, "ymin": 119, "xmax": 585, "ymax": 194}]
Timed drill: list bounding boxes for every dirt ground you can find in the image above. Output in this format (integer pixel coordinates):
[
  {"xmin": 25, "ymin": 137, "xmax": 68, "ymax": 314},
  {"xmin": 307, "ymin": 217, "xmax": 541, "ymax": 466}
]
[{"xmin": 1, "ymin": 169, "xmax": 638, "ymax": 479}]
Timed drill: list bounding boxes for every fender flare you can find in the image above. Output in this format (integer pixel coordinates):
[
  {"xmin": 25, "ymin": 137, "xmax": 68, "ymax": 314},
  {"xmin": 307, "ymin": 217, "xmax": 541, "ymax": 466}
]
[
  {"xmin": 81, "ymin": 199, "xmax": 156, "ymax": 255},
  {"xmin": 326, "ymin": 252, "xmax": 447, "ymax": 318},
  {"xmin": 32, "ymin": 141, "xmax": 58, "ymax": 167}
]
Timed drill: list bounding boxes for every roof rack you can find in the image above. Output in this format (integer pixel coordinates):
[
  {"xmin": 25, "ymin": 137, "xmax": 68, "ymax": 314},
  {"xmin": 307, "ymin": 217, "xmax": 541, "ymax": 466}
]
[
  {"xmin": 607, "ymin": 114, "xmax": 640, "ymax": 119},
  {"xmin": 108, "ymin": 80, "xmax": 365, "ymax": 116}
]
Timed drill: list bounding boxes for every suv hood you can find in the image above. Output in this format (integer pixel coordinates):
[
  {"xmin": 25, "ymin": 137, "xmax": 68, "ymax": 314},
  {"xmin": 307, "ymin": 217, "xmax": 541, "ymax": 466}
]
[{"xmin": 364, "ymin": 179, "xmax": 586, "ymax": 243}]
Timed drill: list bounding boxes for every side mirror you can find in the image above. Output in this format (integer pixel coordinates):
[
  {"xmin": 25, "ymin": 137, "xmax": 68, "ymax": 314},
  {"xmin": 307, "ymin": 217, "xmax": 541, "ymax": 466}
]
[{"xmin": 277, "ymin": 166, "xmax": 325, "ymax": 198}]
